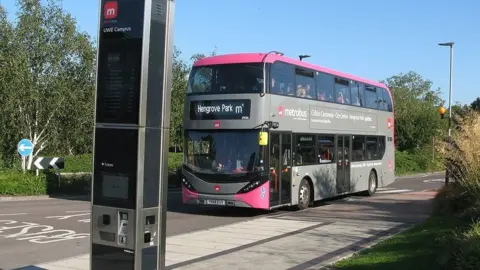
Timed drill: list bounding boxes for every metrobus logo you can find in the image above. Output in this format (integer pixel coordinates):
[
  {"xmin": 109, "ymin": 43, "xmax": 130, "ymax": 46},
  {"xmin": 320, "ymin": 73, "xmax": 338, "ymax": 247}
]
[
  {"xmin": 104, "ymin": 1, "xmax": 118, "ymax": 19},
  {"xmin": 277, "ymin": 106, "xmax": 308, "ymax": 119}
]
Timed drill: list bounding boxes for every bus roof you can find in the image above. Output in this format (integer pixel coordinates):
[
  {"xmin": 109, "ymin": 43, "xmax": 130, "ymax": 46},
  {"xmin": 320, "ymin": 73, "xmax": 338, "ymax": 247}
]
[{"xmin": 193, "ymin": 52, "xmax": 388, "ymax": 90}]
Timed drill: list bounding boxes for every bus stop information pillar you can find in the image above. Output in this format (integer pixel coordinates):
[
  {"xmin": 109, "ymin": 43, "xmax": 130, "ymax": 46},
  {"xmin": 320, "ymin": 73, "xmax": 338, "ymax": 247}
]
[{"xmin": 90, "ymin": 0, "xmax": 174, "ymax": 269}]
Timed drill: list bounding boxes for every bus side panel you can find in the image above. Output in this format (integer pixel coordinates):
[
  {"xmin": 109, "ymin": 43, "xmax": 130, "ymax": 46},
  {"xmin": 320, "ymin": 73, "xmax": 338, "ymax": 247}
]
[
  {"xmin": 349, "ymin": 164, "xmax": 371, "ymax": 193},
  {"xmin": 292, "ymin": 164, "xmax": 337, "ymax": 204}
]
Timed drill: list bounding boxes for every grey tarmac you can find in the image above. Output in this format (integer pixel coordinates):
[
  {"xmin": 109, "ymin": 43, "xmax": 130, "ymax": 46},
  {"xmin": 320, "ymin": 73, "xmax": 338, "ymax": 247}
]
[{"xmin": 0, "ymin": 172, "xmax": 444, "ymax": 269}]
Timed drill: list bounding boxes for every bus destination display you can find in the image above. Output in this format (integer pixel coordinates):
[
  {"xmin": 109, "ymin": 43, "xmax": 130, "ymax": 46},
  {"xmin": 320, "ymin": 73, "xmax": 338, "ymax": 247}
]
[{"xmin": 190, "ymin": 99, "xmax": 251, "ymax": 120}]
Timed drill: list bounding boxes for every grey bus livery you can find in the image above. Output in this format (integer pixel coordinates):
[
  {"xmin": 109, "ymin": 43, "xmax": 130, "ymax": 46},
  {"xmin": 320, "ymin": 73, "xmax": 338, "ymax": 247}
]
[{"xmin": 181, "ymin": 52, "xmax": 395, "ymax": 210}]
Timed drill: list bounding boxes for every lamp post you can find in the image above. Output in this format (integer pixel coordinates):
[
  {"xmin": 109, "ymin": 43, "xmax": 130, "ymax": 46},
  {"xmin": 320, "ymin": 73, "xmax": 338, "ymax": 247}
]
[
  {"xmin": 438, "ymin": 41, "xmax": 454, "ymax": 186},
  {"xmin": 438, "ymin": 105, "xmax": 450, "ymax": 186}
]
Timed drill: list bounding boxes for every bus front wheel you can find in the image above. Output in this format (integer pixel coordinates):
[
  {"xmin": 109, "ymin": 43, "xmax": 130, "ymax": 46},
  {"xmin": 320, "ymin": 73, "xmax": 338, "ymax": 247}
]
[{"xmin": 298, "ymin": 179, "xmax": 311, "ymax": 210}]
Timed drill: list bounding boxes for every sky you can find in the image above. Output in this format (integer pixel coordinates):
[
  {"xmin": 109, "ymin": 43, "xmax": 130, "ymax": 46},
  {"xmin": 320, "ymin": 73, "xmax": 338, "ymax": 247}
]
[{"xmin": 2, "ymin": 0, "xmax": 479, "ymax": 106}]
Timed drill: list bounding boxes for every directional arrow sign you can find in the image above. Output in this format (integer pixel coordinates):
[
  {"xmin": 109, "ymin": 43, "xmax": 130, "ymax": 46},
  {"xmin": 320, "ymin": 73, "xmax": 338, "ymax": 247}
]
[
  {"xmin": 34, "ymin": 157, "xmax": 65, "ymax": 170},
  {"xmin": 17, "ymin": 139, "xmax": 33, "ymax": 157}
]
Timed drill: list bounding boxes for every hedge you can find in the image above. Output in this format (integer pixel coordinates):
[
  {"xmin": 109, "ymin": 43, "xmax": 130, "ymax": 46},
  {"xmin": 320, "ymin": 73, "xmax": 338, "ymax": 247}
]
[
  {"xmin": 0, "ymin": 153, "xmax": 184, "ymax": 196},
  {"xmin": 62, "ymin": 153, "xmax": 184, "ymax": 174},
  {"xmin": 395, "ymin": 147, "xmax": 445, "ymax": 176},
  {"xmin": 1, "ymin": 150, "xmax": 446, "ymax": 196}
]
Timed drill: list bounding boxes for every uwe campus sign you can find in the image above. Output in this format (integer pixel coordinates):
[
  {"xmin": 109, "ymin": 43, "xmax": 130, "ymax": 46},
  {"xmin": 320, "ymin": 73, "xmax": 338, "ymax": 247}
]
[{"xmin": 190, "ymin": 99, "xmax": 251, "ymax": 120}]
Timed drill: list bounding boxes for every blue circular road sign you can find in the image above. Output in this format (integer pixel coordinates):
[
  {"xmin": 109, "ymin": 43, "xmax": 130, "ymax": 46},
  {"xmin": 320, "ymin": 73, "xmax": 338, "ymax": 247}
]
[{"xmin": 17, "ymin": 138, "xmax": 33, "ymax": 157}]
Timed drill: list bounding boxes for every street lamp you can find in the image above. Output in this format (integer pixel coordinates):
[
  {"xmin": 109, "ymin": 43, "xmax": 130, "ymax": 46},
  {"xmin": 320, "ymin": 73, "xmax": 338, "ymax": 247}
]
[
  {"xmin": 438, "ymin": 106, "xmax": 447, "ymax": 119},
  {"xmin": 438, "ymin": 41, "xmax": 454, "ymax": 186}
]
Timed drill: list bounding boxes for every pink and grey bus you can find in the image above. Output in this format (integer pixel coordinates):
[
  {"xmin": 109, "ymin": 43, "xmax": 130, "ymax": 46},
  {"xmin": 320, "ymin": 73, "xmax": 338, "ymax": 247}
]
[{"xmin": 181, "ymin": 52, "xmax": 395, "ymax": 210}]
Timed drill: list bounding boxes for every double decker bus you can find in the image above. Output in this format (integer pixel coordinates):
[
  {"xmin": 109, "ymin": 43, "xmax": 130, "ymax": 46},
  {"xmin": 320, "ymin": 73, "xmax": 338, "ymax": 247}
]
[{"xmin": 181, "ymin": 52, "xmax": 395, "ymax": 210}]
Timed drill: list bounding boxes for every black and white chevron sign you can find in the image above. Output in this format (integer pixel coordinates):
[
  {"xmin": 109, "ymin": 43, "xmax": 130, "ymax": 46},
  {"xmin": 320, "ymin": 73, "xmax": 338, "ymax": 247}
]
[{"xmin": 33, "ymin": 157, "xmax": 65, "ymax": 170}]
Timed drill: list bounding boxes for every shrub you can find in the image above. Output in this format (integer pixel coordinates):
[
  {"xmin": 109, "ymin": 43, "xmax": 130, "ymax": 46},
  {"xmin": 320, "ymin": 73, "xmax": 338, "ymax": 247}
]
[
  {"xmin": 433, "ymin": 111, "xmax": 480, "ymax": 270},
  {"xmin": 45, "ymin": 171, "xmax": 91, "ymax": 195},
  {"xmin": 433, "ymin": 184, "xmax": 479, "ymax": 220},
  {"xmin": 63, "ymin": 154, "xmax": 92, "ymax": 173},
  {"xmin": 62, "ymin": 153, "xmax": 184, "ymax": 174},
  {"xmin": 436, "ymin": 221, "xmax": 480, "ymax": 270},
  {"xmin": 0, "ymin": 152, "xmax": 186, "ymax": 196},
  {"xmin": 0, "ymin": 169, "xmax": 47, "ymax": 195},
  {"xmin": 395, "ymin": 150, "xmax": 421, "ymax": 175},
  {"xmin": 395, "ymin": 147, "xmax": 445, "ymax": 176},
  {"xmin": 436, "ymin": 110, "xmax": 480, "ymax": 219}
]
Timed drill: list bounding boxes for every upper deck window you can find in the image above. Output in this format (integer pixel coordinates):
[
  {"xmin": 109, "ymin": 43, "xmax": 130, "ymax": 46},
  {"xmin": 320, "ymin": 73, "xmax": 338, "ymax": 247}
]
[
  {"xmin": 379, "ymin": 87, "xmax": 393, "ymax": 112},
  {"xmin": 295, "ymin": 68, "xmax": 316, "ymax": 99},
  {"xmin": 364, "ymin": 86, "xmax": 378, "ymax": 109},
  {"xmin": 334, "ymin": 78, "xmax": 351, "ymax": 105},
  {"xmin": 270, "ymin": 62, "xmax": 295, "ymax": 96},
  {"xmin": 187, "ymin": 63, "xmax": 264, "ymax": 95}
]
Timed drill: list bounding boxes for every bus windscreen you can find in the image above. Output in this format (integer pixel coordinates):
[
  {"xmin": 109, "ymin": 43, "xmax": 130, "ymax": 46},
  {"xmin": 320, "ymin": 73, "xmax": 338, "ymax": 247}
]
[
  {"xmin": 184, "ymin": 130, "xmax": 265, "ymax": 175},
  {"xmin": 187, "ymin": 63, "xmax": 264, "ymax": 95}
]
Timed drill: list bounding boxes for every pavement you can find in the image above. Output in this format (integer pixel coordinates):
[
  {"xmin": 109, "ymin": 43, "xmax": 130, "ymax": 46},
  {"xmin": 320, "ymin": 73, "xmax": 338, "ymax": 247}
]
[
  {"xmin": 0, "ymin": 191, "xmax": 273, "ymax": 270},
  {"xmin": 0, "ymin": 172, "xmax": 445, "ymax": 270}
]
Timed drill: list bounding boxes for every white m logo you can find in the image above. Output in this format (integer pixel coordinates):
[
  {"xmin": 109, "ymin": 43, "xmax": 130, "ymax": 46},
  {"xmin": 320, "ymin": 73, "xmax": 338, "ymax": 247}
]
[{"xmin": 106, "ymin": 8, "xmax": 116, "ymax": 16}]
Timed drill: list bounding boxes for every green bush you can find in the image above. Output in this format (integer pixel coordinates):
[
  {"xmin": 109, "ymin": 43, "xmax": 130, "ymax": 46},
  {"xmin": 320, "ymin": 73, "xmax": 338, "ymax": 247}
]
[
  {"xmin": 0, "ymin": 152, "xmax": 185, "ymax": 196},
  {"xmin": 395, "ymin": 150, "xmax": 421, "ymax": 175},
  {"xmin": 0, "ymin": 169, "xmax": 47, "ymax": 196},
  {"xmin": 63, "ymin": 153, "xmax": 183, "ymax": 174},
  {"xmin": 436, "ymin": 221, "xmax": 480, "ymax": 270},
  {"xmin": 63, "ymin": 154, "xmax": 92, "ymax": 173},
  {"xmin": 46, "ymin": 172, "xmax": 91, "ymax": 195},
  {"xmin": 433, "ymin": 111, "xmax": 480, "ymax": 270},
  {"xmin": 395, "ymin": 147, "xmax": 445, "ymax": 176},
  {"xmin": 435, "ymin": 110, "xmax": 480, "ymax": 219},
  {"xmin": 433, "ymin": 184, "xmax": 480, "ymax": 220}
]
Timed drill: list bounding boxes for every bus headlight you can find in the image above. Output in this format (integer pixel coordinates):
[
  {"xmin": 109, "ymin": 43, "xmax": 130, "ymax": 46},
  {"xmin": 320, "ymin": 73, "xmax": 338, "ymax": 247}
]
[
  {"xmin": 182, "ymin": 178, "xmax": 197, "ymax": 192},
  {"xmin": 238, "ymin": 180, "xmax": 262, "ymax": 194}
]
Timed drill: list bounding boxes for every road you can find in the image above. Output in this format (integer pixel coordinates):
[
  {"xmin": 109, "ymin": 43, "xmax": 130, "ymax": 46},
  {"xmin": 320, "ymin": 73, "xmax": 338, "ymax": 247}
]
[{"xmin": 0, "ymin": 172, "xmax": 445, "ymax": 270}]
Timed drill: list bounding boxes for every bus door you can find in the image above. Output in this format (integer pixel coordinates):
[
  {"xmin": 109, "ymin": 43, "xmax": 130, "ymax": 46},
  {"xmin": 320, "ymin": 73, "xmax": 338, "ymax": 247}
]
[
  {"xmin": 336, "ymin": 135, "xmax": 352, "ymax": 194},
  {"xmin": 269, "ymin": 132, "xmax": 292, "ymax": 207}
]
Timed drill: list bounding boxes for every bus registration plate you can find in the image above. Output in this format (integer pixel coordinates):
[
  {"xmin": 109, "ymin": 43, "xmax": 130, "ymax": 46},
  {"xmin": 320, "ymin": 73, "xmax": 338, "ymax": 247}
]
[{"xmin": 205, "ymin": 199, "xmax": 226, "ymax": 206}]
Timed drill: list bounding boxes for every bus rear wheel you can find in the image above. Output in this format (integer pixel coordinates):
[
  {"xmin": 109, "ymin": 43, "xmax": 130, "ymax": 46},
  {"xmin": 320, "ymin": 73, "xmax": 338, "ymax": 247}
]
[
  {"xmin": 298, "ymin": 179, "xmax": 311, "ymax": 210},
  {"xmin": 364, "ymin": 170, "xmax": 377, "ymax": 196}
]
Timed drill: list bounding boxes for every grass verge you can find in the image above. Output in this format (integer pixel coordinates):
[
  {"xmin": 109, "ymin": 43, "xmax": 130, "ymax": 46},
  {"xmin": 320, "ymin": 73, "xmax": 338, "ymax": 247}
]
[
  {"xmin": 334, "ymin": 109, "xmax": 480, "ymax": 270},
  {"xmin": 333, "ymin": 216, "xmax": 468, "ymax": 270}
]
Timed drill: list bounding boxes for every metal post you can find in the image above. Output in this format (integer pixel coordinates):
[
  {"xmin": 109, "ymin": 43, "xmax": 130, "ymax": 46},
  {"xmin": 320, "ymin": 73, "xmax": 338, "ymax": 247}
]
[
  {"xmin": 432, "ymin": 136, "xmax": 435, "ymax": 162},
  {"xmin": 446, "ymin": 44, "xmax": 453, "ymax": 185},
  {"xmin": 439, "ymin": 42, "xmax": 454, "ymax": 186},
  {"xmin": 448, "ymin": 44, "xmax": 453, "ymax": 139}
]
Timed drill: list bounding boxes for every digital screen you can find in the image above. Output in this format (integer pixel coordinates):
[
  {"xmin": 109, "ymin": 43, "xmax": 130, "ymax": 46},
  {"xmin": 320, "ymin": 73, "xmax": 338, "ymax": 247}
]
[
  {"xmin": 102, "ymin": 173, "xmax": 129, "ymax": 199},
  {"xmin": 93, "ymin": 127, "xmax": 138, "ymax": 209},
  {"xmin": 190, "ymin": 99, "xmax": 251, "ymax": 120},
  {"xmin": 95, "ymin": 0, "xmax": 146, "ymax": 125}
]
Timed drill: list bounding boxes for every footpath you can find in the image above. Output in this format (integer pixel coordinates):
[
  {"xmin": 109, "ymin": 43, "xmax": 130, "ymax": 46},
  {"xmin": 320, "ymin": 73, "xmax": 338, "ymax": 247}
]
[{"xmin": 23, "ymin": 190, "xmax": 437, "ymax": 270}]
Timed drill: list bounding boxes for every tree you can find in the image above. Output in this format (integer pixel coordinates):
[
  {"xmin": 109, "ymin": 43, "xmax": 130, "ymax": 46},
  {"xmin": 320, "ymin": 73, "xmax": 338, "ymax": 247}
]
[
  {"xmin": 168, "ymin": 47, "xmax": 218, "ymax": 149},
  {"xmin": 383, "ymin": 71, "xmax": 446, "ymax": 151},
  {"xmin": 0, "ymin": 4, "xmax": 18, "ymax": 167},
  {"xmin": 190, "ymin": 46, "xmax": 217, "ymax": 63},
  {"xmin": 169, "ymin": 46, "xmax": 190, "ymax": 149},
  {"xmin": 470, "ymin": 97, "xmax": 480, "ymax": 111},
  {"xmin": 0, "ymin": 0, "xmax": 95, "ymax": 169}
]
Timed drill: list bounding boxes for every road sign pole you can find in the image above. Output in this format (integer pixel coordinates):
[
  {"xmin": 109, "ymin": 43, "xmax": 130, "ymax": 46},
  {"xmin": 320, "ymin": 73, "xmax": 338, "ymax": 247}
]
[
  {"xmin": 21, "ymin": 156, "xmax": 26, "ymax": 172},
  {"xmin": 91, "ymin": 0, "xmax": 174, "ymax": 269}
]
